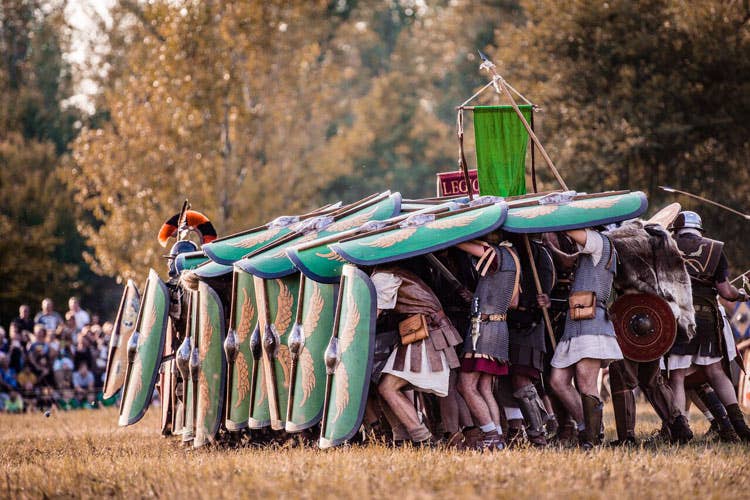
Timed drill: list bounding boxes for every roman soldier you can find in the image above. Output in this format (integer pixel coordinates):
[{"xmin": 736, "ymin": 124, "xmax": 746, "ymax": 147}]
[
  {"xmin": 372, "ymin": 263, "xmax": 463, "ymax": 446},
  {"xmin": 665, "ymin": 211, "xmax": 750, "ymax": 441},
  {"xmin": 504, "ymin": 234, "xmax": 555, "ymax": 447},
  {"xmin": 548, "ymin": 228, "xmax": 623, "ymax": 449},
  {"xmin": 456, "ymin": 238, "xmax": 521, "ymax": 450}
]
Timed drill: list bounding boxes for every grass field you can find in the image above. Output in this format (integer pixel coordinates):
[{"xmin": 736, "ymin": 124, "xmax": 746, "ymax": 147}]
[{"xmin": 1, "ymin": 404, "xmax": 748, "ymax": 499}]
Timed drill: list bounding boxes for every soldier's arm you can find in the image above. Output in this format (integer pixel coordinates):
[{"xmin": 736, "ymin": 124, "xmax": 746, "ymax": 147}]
[
  {"xmin": 456, "ymin": 241, "xmax": 487, "ymax": 258},
  {"xmin": 565, "ymin": 229, "xmax": 588, "ymax": 246},
  {"xmin": 716, "ymin": 280, "xmax": 747, "ymax": 302}
]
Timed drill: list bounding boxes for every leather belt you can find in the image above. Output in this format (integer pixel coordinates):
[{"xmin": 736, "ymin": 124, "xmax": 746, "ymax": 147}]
[{"xmin": 480, "ymin": 313, "xmax": 507, "ymax": 322}]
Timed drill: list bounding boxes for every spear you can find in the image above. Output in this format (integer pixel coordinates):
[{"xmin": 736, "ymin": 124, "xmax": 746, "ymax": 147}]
[{"xmin": 659, "ymin": 186, "xmax": 750, "ymax": 221}]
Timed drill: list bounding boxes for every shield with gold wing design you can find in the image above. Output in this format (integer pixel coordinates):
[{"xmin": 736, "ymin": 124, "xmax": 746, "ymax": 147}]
[
  {"xmin": 285, "ymin": 276, "xmax": 338, "ymax": 432},
  {"xmin": 331, "ymin": 201, "xmax": 508, "ymax": 267},
  {"xmin": 502, "ymin": 191, "xmax": 648, "ymax": 233},
  {"xmin": 240, "ymin": 192, "xmax": 401, "ymax": 280},
  {"xmin": 225, "ymin": 268, "xmax": 258, "ymax": 430},
  {"xmin": 118, "ymin": 269, "xmax": 169, "ymax": 426},
  {"xmin": 319, "ymin": 265, "xmax": 376, "ymax": 449},
  {"xmin": 193, "ymin": 281, "xmax": 227, "ymax": 448},
  {"xmin": 201, "ymin": 203, "xmax": 345, "ymax": 265},
  {"xmin": 103, "ymin": 279, "xmax": 140, "ymax": 399},
  {"xmin": 254, "ymin": 274, "xmax": 300, "ymax": 430}
]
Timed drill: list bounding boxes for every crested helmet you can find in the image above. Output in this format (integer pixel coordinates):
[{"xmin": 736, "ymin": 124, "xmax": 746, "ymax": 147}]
[{"xmin": 167, "ymin": 240, "xmax": 199, "ymax": 277}]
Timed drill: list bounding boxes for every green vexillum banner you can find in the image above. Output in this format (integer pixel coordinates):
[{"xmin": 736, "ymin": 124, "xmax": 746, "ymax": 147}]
[{"xmin": 473, "ymin": 105, "xmax": 532, "ymax": 197}]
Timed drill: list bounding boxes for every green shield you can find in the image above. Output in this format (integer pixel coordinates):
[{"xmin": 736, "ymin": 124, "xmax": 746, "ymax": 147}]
[
  {"xmin": 502, "ymin": 190, "xmax": 648, "ymax": 233},
  {"xmin": 175, "ymin": 251, "xmax": 210, "ymax": 274},
  {"xmin": 181, "ymin": 290, "xmax": 198, "ymax": 442},
  {"xmin": 285, "ymin": 276, "xmax": 338, "ymax": 432},
  {"xmin": 287, "ymin": 202, "xmax": 460, "ymax": 284},
  {"xmin": 103, "ymin": 279, "xmax": 140, "ymax": 399},
  {"xmin": 225, "ymin": 268, "xmax": 259, "ymax": 430},
  {"xmin": 194, "ymin": 260, "xmax": 233, "ymax": 278},
  {"xmin": 118, "ymin": 269, "xmax": 169, "ymax": 426},
  {"xmin": 319, "ymin": 265, "xmax": 376, "ymax": 449},
  {"xmin": 201, "ymin": 203, "xmax": 343, "ymax": 265},
  {"xmin": 331, "ymin": 201, "xmax": 508, "ymax": 267},
  {"xmin": 239, "ymin": 192, "xmax": 401, "ymax": 280},
  {"xmin": 255, "ymin": 274, "xmax": 300, "ymax": 430},
  {"xmin": 194, "ymin": 281, "xmax": 227, "ymax": 448}
]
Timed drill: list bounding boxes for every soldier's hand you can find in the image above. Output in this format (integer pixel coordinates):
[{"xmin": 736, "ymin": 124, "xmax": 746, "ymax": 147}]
[
  {"xmin": 537, "ymin": 294, "xmax": 551, "ymax": 308},
  {"xmin": 742, "ymin": 275, "xmax": 750, "ymax": 296}
]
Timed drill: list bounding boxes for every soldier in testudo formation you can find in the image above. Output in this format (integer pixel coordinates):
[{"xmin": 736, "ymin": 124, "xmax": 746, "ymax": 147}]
[
  {"xmin": 371, "ymin": 262, "xmax": 463, "ymax": 446},
  {"xmin": 665, "ymin": 211, "xmax": 750, "ymax": 441},
  {"xmin": 547, "ymin": 228, "xmax": 623, "ymax": 450},
  {"xmin": 455, "ymin": 238, "xmax": 521, "ymax": 450}
]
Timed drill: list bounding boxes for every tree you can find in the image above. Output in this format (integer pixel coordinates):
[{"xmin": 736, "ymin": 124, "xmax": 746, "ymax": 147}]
[
  {"xmin": 0, "ymin": 0, "xmax": 107, "ymax": 324},
  {"xmin": 492, "ymin": 0, "xmax": 750, "ymax": 269}
]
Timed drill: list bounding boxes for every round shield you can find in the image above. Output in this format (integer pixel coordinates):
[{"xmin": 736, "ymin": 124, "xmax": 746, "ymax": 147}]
[
  {"xmin": 646, "ymin": 202, "xmax": 681, "ymax": 229},
  {"xmin": 611, "ymin": 293, "xmax": 677, "ymax": 362}
]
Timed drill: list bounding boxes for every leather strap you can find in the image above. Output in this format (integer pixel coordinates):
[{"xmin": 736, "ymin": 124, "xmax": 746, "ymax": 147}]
[{"xmin": 480, "ymin": 313, "xmax": 507, "ymax": 322}]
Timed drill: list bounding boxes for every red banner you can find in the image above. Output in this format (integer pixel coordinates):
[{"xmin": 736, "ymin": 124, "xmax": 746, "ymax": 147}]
[{"xmin": 436, "ymin": 169, "xmax": 479, "ymax": 197}]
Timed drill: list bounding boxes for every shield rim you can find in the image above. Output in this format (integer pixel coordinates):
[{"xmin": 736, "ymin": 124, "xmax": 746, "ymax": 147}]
[
  {"xmin": 103, "ymin": 279, "xmax": 140, "ymax": 399},
  {"xmin": 118, "ymin": 269, "xmax": 169, "ymax": 426},
  {"xmin": 319, "ymin": 265, "xmax": 377, "ymax": 449},
  {"xmin": 194, "ymin": 281, "xmax": 227, "ymax": 447}
]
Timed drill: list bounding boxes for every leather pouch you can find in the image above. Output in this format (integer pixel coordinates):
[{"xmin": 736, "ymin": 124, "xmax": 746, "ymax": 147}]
[
  {"xmin": 398, "ymin": 314, "xmax": 429, "ymax": 345},
  {"xmin": 568, "ymin": 291, "xmax": 596, "ymax": 320}
]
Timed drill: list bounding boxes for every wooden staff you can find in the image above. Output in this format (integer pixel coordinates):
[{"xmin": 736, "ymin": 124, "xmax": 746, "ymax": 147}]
[{"xmin": 523, "ymin": 234, "xmax": 556, "ymax": 350}]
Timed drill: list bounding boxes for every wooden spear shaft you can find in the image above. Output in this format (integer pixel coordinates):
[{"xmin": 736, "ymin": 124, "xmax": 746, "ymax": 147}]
[{"xmin": 523, "ymin": 234, "xmax": 556, "ymax": 350}]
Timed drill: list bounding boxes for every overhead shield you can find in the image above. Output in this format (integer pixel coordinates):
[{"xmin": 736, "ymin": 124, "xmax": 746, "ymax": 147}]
[
  {"xmin": 285, "ymin": 276, "xmax": 338, "ymax": 432},
  {"xmin": 103, "ymin": 279, "xmax": 140, "ymax": 399},
  {"xmin": 175, "ymin": 251, "xmax": 210, "ymax": 274},
  {"xmin": 319, "ymin": 265, "xmax": 376, "ymax": 449},
  {"xmin": 255, "ymin": 274, "xmax": 300, "ymax": 430},
  {"xmin": 610, "ymin": 293, "xmax": 677, "ymax": 362},
  {"xmin": 288, "ymin": 202, "xmax": 459, "ymax": 284},
  {"xmin": 502, "ymin": 190, "xmax": 648, "ymax": 233},
  {"xmin": 225, "ymin": 269, "xmax": 259, "ymax": 430},
  {"xmin": 193, "ymin": 281, "xmax": 227, "ymax": 448},
  {"xmin": 119, "ymin": 269, "xmax": 169, "ymax": 426},
  {"xmin": 238, "ymin": 192, "xmax": 401, "ymax": 280},
  {"xmin": 201, "ymin": 203, "xmax": 345, "ymax": 265},
  {"xmin": 331, "ymin": 201, "xmax": 508, "ymax": 268}
]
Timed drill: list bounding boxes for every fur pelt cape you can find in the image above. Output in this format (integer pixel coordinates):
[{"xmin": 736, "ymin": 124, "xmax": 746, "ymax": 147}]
[{"xmin": 605, "ymin": 220, "xmax": 696, "ymax": 339}]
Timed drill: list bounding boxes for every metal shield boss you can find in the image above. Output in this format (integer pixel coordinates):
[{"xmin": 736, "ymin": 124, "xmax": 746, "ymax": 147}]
[
  {"xmin": 118, "ymin": 269, "xmax": 169, "ymax": 426},
  {"xmin": 611, "ymin": 293, "xmax": 676, "ymax": 362},
  {"xmin": 319, "ymin": 265, "xmax": 376, "ymax": 449}
]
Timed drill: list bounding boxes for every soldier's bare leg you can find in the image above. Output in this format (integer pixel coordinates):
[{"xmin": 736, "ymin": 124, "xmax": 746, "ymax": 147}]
[
  {"xmin": 458, "ymin": 371, "xmax": 493, "ymax": 426},
  {"xmin": 702, "ymin": 361, "xmax": 738, "ymax": 405},
  {"xmin": 549, "ymin": 366, "xmax": 583, "ymax": 424},
  {"xmin": 667, "ymin": 368, "xmax": 688, "ymax": 416},
  {"xmin": 378, "ymin": 374, "xmax": 420, "ymax": 430},
  {"xmin": 478, "ymin": 374, "xmax": 500, "ymax": 427}
]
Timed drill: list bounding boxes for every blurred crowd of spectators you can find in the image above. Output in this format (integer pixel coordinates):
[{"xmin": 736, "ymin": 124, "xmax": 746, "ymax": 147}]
[{"xmin": 0, "ymin": 298, "xmax": 115, "ymax": 413}]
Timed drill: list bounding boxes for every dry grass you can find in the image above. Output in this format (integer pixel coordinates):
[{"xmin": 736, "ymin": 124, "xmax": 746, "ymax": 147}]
[{"xmin": 1, "ymin": 404, "xmax": 748, "ymax": 499}]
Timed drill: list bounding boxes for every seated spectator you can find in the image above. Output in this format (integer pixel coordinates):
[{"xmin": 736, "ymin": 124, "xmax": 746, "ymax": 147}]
[
  {"xmin": 67, "ymin": 297, "xmax": 91, "ymax": 333},
  {"xmin": 0, "ymin": 352, "xmax": 19, "ymax": 392},
  {"xmin": 13, "ymin": 304, "xmax": 35, "ymax": 336},
  {"xmin": 0, "ymin": 326, "xmax": 7, "ymax": 353},
  {"xmin": 101, "ymin": 321, "xmax": 114, "ymax": 345},
  {"xmin": 90, "ymin": 314, "xmax": 101, "ymax": 327},
  {"xmin": 73, "ymin": 362, "xmax": 96, "ymax": 407},
  {"xmin": 35, "ymin": 298, "xmax": 63, "ymax": 332},
  {"xmin": 7, "ymin": 323, "xmax": 26, "ymax": 373},
  {"xmin": 73, "ymin": 334, "xmax": 95, "ymax": 373},
  {"xmin": 5, "ymin": 391, "xmax": 23, "ymax": 413},
  {"xmin": 16, "ymin": 364, "xmax": 37, "ymax": 407},
  {"xmin": 27, "ymin": 327, "xmax": 49, "ymax": 375}
]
